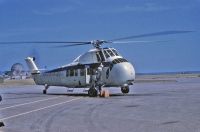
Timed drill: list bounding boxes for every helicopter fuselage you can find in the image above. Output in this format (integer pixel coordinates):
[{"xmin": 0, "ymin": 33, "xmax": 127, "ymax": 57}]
[{"xmin": 26, "ymin": 47, "xmax": 135, "ymax": 95}]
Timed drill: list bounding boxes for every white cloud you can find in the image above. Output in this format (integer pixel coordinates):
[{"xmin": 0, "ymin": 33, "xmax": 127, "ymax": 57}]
[
  {"xmin": 87, "ymin": 3, "xmax": 172, "ymax": 14},
  {"xmin": 122, "ymin": 3, "xmax": 171, "ymax": 12},
  {"xmin": 87, "ymin": 2, "xmax": 196, "ymax": 14}
]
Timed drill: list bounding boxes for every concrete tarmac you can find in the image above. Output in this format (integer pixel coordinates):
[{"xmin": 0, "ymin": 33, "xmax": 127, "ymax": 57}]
[{"xmin": 0, "ymin": 77, "xmax": 200, "ymax": 132}]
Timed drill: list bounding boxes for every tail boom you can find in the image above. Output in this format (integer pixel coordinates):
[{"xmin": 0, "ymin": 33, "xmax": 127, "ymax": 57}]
[{"xmin": 25, "ymin": 57, "xmax": 40, "ymax": 74}]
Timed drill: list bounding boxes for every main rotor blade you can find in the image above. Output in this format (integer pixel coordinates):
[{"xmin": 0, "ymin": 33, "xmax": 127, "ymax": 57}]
[
  {"xmin": 109, "ymin": 30, "xmax": 194, "ymax": 41},
  {"xmin": 111, "ymin": 40, "xmax": 168, "ymax": 44},
  {"xmin": 53, "ymin": 42, "xmax": 91, "ymax": 48},
  {"xmin": 0, "ymin": 41, "xmax": 90, "ymax": 44}
]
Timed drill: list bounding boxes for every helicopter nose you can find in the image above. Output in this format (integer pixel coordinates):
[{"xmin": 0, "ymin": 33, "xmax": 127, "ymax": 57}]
[{"xmin": 110, "ymin": 62, "xmax": 135, "ymax": 85}]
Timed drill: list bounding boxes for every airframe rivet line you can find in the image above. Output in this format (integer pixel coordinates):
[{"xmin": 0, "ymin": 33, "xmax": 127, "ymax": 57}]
[
  {"xmin": 0, "ymin": 96, "xmax": 63, "ymax": 111},
  {"xmin": 0, "ymin": 97, "xmax": 82, "ymax": 121}
]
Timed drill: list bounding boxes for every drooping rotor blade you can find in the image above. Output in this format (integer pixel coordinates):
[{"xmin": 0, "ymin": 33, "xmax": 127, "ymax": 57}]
[
  {"xmin": 110, "ymin": 40, "xmax": 169, "ymax": 44},
  {"xmin": 108, "ymin": 30, "xmax": 194, "ymax": 41},
  {"xmin": 0, "ymin": 30, "xmax": 194, "ymax": 48},
  {"xmin": 0, "ymin": 41, "xmax": 90, "ymax": 44},
  {"xmin": 53, "ymin": 42, "xmax": 92, "ymax": 48}
]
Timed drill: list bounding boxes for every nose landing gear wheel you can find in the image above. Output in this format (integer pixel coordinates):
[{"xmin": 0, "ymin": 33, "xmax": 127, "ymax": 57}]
[
  {"xmin": 121, "ymin": 86, "xmax": 129, "ymax": 94},
  {"xmin": 88, "ymin": 88, "xmax": 98, "ymax": 97}
]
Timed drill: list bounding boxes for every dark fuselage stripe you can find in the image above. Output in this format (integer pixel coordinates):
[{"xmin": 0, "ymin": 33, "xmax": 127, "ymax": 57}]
[{"xmin": 45, "ymin": 62, "xmax": 111, "ymax": 73}]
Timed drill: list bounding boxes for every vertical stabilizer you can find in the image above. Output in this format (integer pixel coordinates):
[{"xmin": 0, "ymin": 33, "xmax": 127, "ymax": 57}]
[{"xmin": 25, "ymin": 57, "xmax": 40, "ymax": 74}]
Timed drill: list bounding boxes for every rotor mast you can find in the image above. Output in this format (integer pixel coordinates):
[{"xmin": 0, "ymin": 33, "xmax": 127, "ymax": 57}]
[{"xmin": 91, "ymin": 40, "xmax": 109, "ymax": 48}]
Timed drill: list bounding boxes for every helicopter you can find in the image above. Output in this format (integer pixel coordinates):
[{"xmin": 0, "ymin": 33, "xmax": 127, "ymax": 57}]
[{"xmin": 0, "ymin": 30, "xmax": 193, "ymax": 97}]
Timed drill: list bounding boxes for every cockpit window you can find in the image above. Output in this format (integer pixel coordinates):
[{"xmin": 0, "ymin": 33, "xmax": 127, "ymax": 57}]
[
  {"xmin": 96, "ymin": 51, "xmax": 105, "ymax": 62},
  {"xmin": 106, "ymin": 49, "xmax": 115, "ymax": 57},
  {"xmin": 99, "ymin": 51, "xmax": 105, "ymax": 61},
  {"xmin": 96, "ymin": 53, "xmax": 101, "ymax": 62},
  {"xmin": 112, "ymin": 58, "xmax": 128, "ymax": 64},
  {"xmin": 112, "ymin": 49, "xmax": 119, "ymax": 56},
  {"xmin": 103, "ymin": 50, "xmax": 110, "ymax": 58},
  {"xmin": 119, "ymin": 58, "xmax": 128, "ymax": 62}
]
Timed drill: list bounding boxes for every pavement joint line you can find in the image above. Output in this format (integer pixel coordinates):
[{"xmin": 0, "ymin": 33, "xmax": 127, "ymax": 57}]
[
  {"xmin": 0, "ymin": 96, "xmax": 65, "ymax": 111},
  {"xmin": 0, "ymin": 97, "xmax": 82, "ymax": 121}
]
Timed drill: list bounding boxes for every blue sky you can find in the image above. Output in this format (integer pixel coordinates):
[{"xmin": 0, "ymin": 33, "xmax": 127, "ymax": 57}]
[{"xmin": 0, "ymin": 0, "xmax": 199, "ymax": 73}]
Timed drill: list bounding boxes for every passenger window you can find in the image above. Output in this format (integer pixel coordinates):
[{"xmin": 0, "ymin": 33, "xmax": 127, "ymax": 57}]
[
  {"xmin": 70, "ymin": 69, "xmax": 74, "ymax": 76},
  {"xmin": 92, "ymin": 69, "xmax": 96, "ymax": 75},
  {"xmin": 80, "ymin": 69, "xmax": 85, "ymax": 76},
  {"xmin": 75, "ymin": 69, "xmax": 78, "ymax": 76},
  {"xmin": 66, "ymin": 70, "xmax": 69, "ymax": 77},
  {"xmin": 87, "ymin": 68, "xmax": 91, "ymax": 75},
  {"xmin": 87, "ymin": 68, "xmax": 95, "ymax": 75}
]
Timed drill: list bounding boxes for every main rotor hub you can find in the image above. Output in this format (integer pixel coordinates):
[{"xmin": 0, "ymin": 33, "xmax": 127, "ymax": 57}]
[{"xmin": 91, "ymin": 40, "xmax": 107, "ymax": 48}]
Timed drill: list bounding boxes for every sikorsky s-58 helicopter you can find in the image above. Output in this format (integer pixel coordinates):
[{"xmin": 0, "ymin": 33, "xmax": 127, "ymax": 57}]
[{"xmin": 0, "ymin": 30, "xmax": 192, "ymax": 97}]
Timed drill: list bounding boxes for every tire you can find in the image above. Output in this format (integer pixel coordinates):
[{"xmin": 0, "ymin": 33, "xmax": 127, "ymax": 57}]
[
  {"xmin": 43, "ymin": 90, "xmax": 47, "ymax": 94},
  {"xmin": 88, "ymin": 88, "xmax": 98, "ymax": 97},
  {"xmin": 121, "ymin": 86, "xmax": 129, "ymax": 94}
]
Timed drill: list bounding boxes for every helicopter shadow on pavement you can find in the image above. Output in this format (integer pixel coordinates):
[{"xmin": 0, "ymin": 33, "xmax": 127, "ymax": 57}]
[
  {"xmin": 110, "ymin": 92, "xmax": 165, "ymax": 97},
  {"xmin": 48, "ymin": 92, "xmax": 165, "ymax": 97},
  {"xmin": 1, "ymin": 91, "xmax": 166, "ymax": 99}
]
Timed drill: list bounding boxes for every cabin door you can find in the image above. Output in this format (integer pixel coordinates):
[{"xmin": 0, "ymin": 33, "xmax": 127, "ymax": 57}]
[{"xmin": 85, "ymin": 67, "xmax": 90, "ymax": 85}]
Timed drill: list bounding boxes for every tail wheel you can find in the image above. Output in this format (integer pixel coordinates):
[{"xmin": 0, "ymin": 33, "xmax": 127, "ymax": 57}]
[
  {"xmin": 88, "ymin": 88, "xmax": 98, "ymax": 97},
  {"xmin": 43, "ymin": 84, "xmax": 49, "ymax": 94},
  {"xmin": 121, "ymin": 86, "xmax": 129, "ymax": 94}
]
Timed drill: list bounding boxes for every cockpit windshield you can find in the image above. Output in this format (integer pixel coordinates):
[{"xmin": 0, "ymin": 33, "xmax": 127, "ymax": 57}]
[
  {"xmin": 102, "ymin": 48, "xmax": 121, "ymax": 58},
  {"xmin": 111, "ymin": 49, "xmax": 119, "ymax": 56},
  {"xmin": 103, "ymin": 50, "xmax": 110, "ymax": 58},
  {"xmin": 106, "ymin": 49, "xmax": 115, "ymax": 57}
]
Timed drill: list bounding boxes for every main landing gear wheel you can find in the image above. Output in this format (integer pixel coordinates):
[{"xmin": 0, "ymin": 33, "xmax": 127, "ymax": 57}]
[
  {"xmin": 121, "ymin": 86, "xmax": 129, "ymax": 94},
  {"xmin": 43, "ymin": 90, "xmax": 47, "ymax": 94},
  {"xmin": 88, "ymin": 88, "xmax": 98, "ymax": 97}
]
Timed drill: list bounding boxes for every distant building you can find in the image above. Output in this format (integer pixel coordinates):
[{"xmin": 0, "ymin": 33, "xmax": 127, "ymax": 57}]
[
  {"xmin": 1, "ymin": 63, "xmax": 31, "ymax": 80},
  {"xmin": 10, "ymin": 63, "xmax": 27, "ymax": 79},
  {"xmin": 0, "ymin": 76, "xmax": 4, "ymax": 83},
  {"xmin": 11, "ymin": 63, "xmax": 24, "ymax": 75}
]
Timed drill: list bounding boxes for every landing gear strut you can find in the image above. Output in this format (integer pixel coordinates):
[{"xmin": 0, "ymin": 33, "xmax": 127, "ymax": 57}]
[
  {"xmin": 121, "ymin": 86, "xmax": 129, "ymax": 94},
  {"xmin": 43, "ymin": 84, "xmax": 49, "ymax": 94}
]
